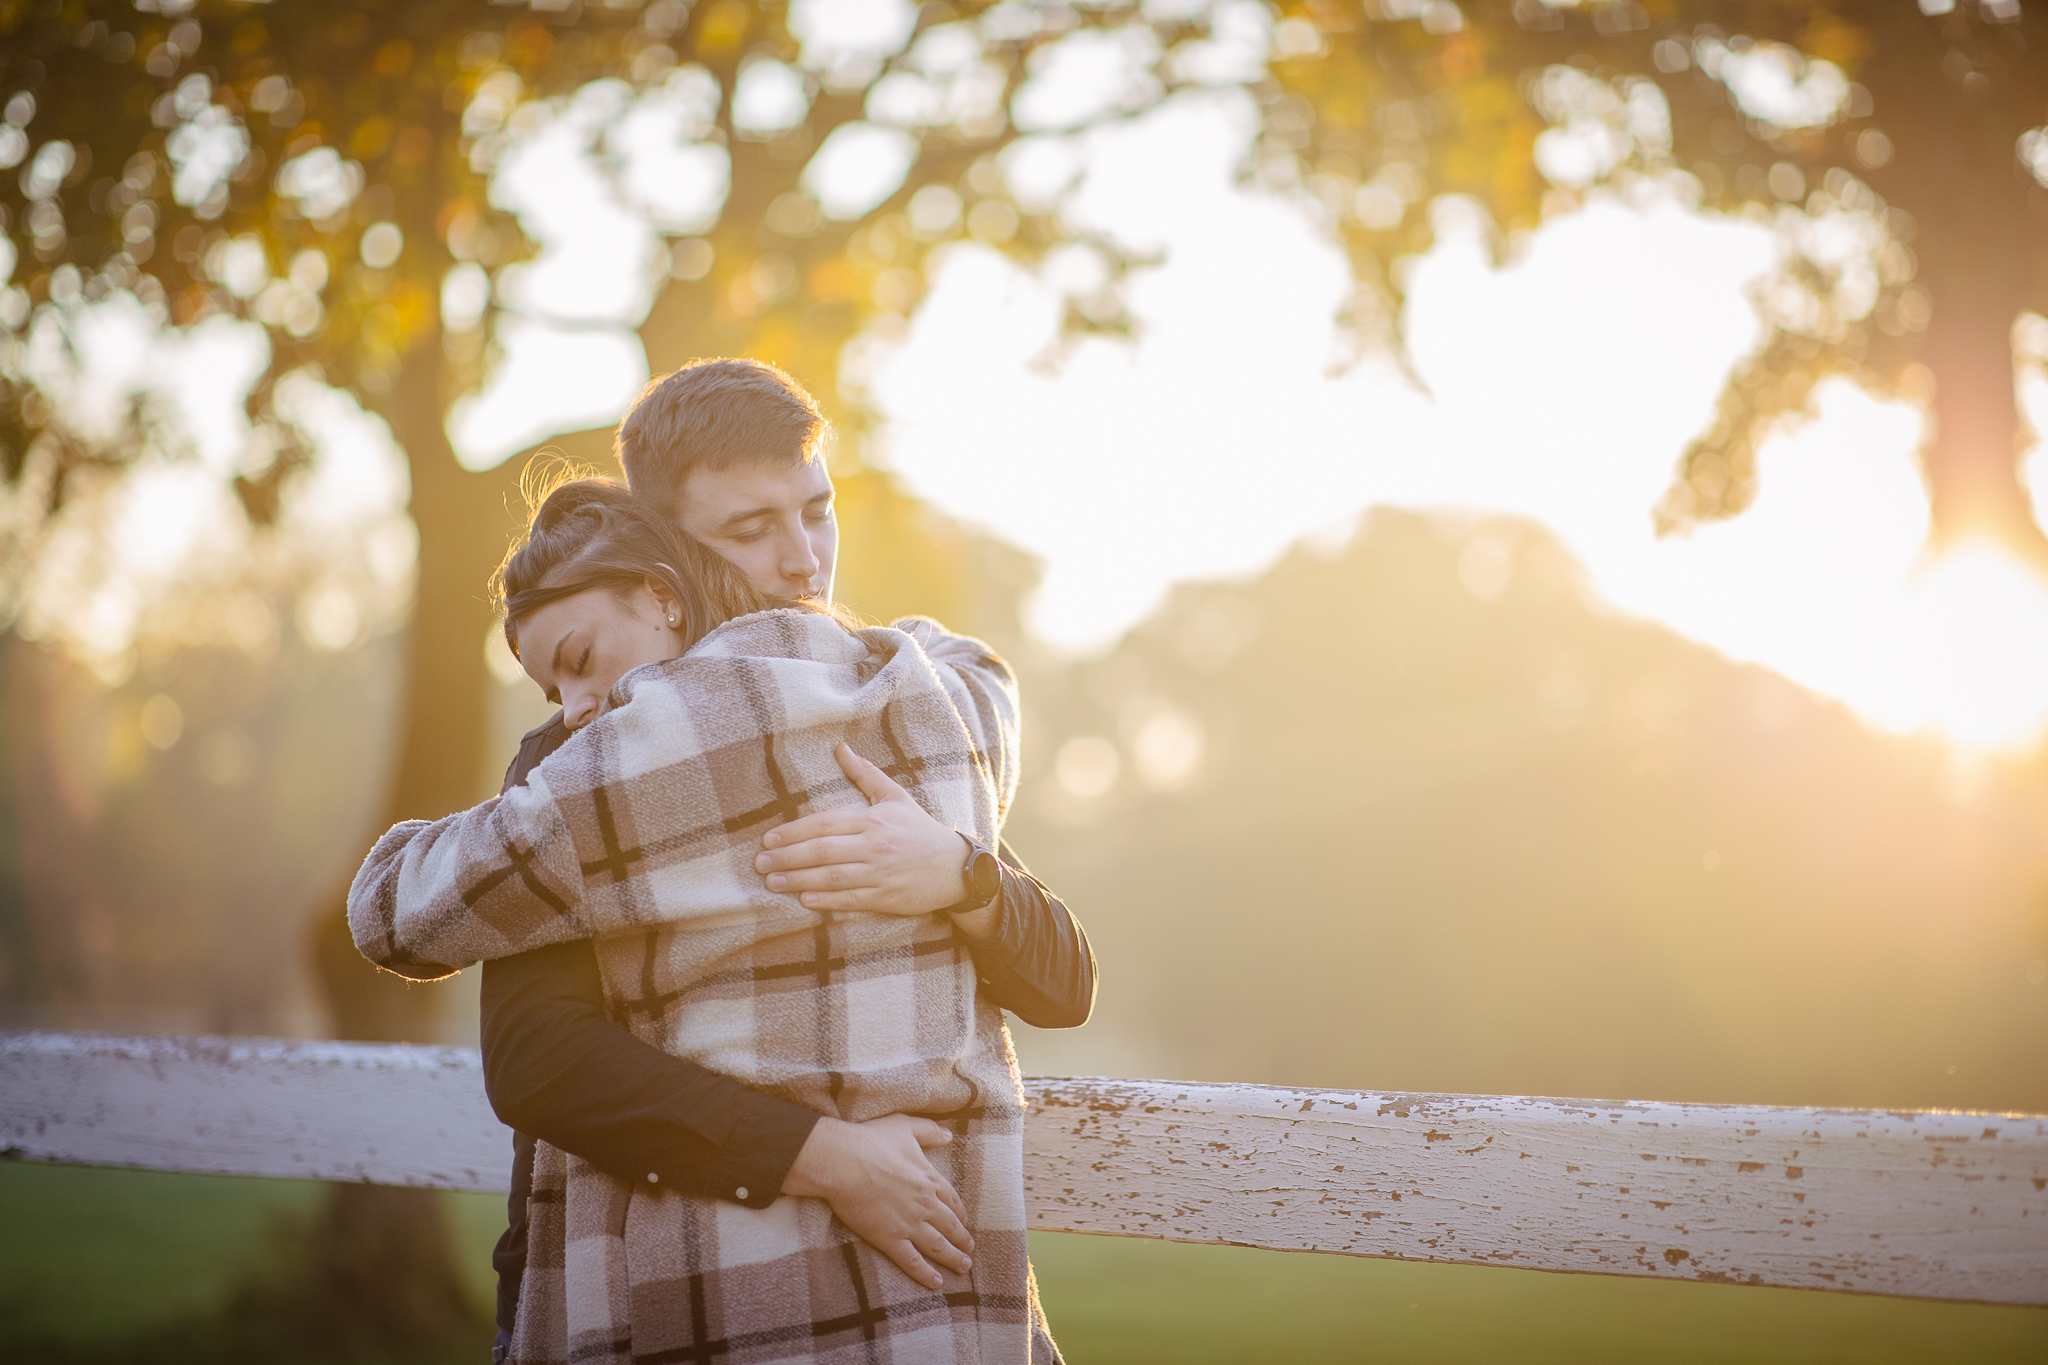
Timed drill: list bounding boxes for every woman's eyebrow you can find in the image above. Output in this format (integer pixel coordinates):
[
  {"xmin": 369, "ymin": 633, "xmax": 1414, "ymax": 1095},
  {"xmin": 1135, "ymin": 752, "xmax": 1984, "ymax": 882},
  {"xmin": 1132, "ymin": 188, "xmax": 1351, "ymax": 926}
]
[{"xmin": 550, "ymin": 629, "xmax": 574, "ymax": 675}]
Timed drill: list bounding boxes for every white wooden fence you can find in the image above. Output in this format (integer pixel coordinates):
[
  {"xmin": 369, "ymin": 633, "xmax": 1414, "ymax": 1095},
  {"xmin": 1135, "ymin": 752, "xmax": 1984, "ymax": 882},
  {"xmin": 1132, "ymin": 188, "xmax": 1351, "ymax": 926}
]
[{"xmin": 4, "ymin": 1030, "xmax": 2045, "ymax": 1307}]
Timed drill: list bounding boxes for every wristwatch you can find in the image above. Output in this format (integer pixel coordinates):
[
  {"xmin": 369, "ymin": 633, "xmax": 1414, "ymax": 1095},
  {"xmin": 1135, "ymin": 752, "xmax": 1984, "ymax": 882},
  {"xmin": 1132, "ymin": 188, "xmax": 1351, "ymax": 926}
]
[{"xmin": 944, "ymin": 834, "xmax": 1002, "ymax": 915}]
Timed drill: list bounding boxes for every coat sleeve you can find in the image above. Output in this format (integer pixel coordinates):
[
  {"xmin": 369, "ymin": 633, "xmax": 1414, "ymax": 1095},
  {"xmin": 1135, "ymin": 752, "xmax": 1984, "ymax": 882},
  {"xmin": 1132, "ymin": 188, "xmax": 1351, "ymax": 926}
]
[
  {"xmin": 344, "ymin": 687, "xmax": 651, "ymax": 978},
  {"xmin": 345, "ymin": 781, "xmax": 591, "ymax": 981},
  {"xmin": 890, "ymin": 617, "xmax": 1021, "ymax": 822},
  {"xmin": 348, "ymin": 656, "xmax": 846, "ymax": 978}
]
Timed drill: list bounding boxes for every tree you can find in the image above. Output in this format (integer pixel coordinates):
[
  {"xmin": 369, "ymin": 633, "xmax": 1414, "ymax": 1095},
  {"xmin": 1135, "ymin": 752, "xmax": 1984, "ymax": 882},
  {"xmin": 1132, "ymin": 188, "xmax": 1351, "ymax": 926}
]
[
  {"xmin": 1255, "ymin": 0, "xmax": 2048, "ymax": 560},
  {"xmin": 0, "ymin": 0, "xmax": 1188, "ymax": 1029},
  {"xmin": 7, "ymin": 0, "xmax": 2042, "ymax": 1346},
  {"xmin": 0, "ymin": 0, "xmax": 1180, "ymax": 1344}
]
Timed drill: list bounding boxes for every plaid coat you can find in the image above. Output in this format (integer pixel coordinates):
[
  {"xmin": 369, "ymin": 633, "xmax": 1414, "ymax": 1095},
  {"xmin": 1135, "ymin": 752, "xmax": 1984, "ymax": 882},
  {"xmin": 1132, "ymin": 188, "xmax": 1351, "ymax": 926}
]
[{"xmin": 349, "ymin": 609, "xmax": 1048, "ymax": 1364}]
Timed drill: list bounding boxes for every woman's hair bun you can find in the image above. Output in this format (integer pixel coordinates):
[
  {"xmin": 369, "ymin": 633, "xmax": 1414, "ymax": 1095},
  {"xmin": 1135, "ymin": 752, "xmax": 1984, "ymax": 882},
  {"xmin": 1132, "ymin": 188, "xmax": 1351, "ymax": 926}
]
[{"xmin": 530, "ymin": 475, "xmax": 636, "ymax": 533}]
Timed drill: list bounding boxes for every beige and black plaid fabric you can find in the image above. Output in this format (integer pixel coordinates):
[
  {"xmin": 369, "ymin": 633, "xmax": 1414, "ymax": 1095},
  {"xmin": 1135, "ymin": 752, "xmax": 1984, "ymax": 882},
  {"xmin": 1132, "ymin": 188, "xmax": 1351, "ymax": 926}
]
[{"xmin": 348, "ymin": 609, "xmax": 1047, "ymax": 1364}]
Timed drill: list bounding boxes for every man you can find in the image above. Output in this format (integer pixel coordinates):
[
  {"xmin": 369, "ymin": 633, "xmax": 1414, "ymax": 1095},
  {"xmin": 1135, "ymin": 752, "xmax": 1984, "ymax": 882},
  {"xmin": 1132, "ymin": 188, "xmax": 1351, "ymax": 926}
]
[{"xmin": 482, "ymin": 358, "xmax": 1093, "ymax": 1359}]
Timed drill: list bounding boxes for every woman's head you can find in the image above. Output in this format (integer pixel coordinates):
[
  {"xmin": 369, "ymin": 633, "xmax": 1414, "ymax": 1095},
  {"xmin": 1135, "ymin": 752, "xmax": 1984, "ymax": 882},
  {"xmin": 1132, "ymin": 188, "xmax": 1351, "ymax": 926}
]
[{"xmin": 493, "ymin": 475, "xmax": 776, "ymax": 730}]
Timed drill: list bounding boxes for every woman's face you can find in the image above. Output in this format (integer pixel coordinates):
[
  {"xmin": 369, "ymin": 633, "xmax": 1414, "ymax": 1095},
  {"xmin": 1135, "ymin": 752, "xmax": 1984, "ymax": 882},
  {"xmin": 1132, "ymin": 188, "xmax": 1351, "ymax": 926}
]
[{"xmin": 514, "ymin": 579, "xmax": 683, "ymax": 731}]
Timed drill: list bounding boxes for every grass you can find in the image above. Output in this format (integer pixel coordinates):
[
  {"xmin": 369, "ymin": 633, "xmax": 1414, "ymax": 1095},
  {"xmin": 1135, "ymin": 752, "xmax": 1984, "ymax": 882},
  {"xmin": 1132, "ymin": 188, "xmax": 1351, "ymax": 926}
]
[
  {"xmin": 0, "ymin": 1162, "xmax": 328, "ymax": 1343},
  {"xmin": 1026, "ymin": 1231, "xmax": 2048, "ymax": 1364},
  {"xmin": 2, "ymin": 1163, "xmax": 2042, "ymax": 1362},
  {"xmin": 0, "ymin": 1163, "xmax": 498, "ymax": 1362}
]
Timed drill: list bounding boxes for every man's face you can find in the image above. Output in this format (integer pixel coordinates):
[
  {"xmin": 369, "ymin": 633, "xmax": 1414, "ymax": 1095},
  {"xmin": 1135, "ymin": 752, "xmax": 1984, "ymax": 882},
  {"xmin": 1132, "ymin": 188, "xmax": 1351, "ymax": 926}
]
[{"xmin": 673, "ymin": 458, "xmax": 838, "ymax": 602}]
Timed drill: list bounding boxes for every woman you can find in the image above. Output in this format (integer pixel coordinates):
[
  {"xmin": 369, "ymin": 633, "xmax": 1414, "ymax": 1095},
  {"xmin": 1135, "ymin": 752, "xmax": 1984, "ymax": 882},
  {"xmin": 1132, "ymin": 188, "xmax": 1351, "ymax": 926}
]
[{"xmin": 348, "ymin": 479, "xmax": 1037, "ymax": 1364}]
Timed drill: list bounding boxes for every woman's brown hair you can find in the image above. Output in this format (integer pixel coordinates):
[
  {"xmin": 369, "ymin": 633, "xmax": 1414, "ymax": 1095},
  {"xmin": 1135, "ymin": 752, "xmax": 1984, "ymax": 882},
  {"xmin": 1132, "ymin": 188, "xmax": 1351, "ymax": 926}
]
[{"xmin": 490, "ymin": 469, "xmax": 782, "ymax": 661}]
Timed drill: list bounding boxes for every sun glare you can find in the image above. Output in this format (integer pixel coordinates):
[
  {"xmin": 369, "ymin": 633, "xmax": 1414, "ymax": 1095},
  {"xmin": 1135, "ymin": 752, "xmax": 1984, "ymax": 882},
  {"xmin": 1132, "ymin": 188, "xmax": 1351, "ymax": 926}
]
[
  {"xmin": 447, "ymin": 86, "xmax": 2048, "ymax": 763},
  {"xmin": 1877, "ymin": 543, "xmax": 2048, "ymax": 753}
]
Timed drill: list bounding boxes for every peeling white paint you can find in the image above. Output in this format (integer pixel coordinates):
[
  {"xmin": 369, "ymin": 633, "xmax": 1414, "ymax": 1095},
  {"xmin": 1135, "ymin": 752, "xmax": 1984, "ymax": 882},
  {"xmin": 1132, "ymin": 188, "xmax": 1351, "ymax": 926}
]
[
  {"xmin": 1020, "ymin": 1077, "xmax": 2048, "ymax": 1305},
  {"xmin": 3, "ymin": 1034, "xmax": 2043, "ymax": 1304},
  {"xmin": 0, "ymin": 1030, "xmax": 512, "ymax": 1192}
]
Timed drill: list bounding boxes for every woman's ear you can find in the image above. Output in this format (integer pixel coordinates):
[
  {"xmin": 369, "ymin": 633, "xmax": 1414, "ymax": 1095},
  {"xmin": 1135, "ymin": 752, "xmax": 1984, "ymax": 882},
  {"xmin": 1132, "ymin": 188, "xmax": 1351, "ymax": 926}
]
[{"xmin": 644, "ymin": 574, "xmax": 681, "ymax": 630}]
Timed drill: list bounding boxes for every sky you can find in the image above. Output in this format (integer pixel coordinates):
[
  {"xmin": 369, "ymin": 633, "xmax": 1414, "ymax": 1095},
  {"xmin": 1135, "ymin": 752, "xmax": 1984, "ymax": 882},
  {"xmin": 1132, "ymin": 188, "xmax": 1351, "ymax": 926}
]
[{"xmin": 455, "ymin": 77, "xmax": 2048, "ymax": 755}]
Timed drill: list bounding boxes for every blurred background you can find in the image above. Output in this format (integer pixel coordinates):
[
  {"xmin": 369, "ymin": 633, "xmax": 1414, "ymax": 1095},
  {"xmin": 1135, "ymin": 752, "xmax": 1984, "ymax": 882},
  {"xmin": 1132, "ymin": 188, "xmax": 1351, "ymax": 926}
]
[{"xmin": 1, "ymin": 1, "xmax": 2046, "ymax": 1361}]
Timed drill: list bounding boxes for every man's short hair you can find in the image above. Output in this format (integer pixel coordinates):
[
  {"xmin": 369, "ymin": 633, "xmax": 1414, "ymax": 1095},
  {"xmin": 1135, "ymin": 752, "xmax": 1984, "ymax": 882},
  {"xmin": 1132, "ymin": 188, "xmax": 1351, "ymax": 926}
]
[{"xmin": 616, "ymin": 358, "xmax": 827, "ymax": 518}]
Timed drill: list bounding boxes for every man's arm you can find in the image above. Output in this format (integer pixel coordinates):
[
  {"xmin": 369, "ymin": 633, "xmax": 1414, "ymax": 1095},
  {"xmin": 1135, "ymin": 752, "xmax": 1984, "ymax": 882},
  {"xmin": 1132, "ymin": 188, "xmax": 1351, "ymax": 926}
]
[
  {"xmin": 481, "ymin": 943, "xmax": 975, "ymax": 1288},
  {"xmin": 482, "ymin": 721, "xmax": 819, "ymax": 1205},
  {"xmin": 758, "ymin": 746, "xmax": 1097, "ymax": 1029},
  {"xmin": 973, "ymin": 842, "xmax": 1096, "ymax": 1030},
  {"xmin": 480, "ymin": 831, "xmax": 1094, "ymax": 1191},
  {"xmin": 480, "ymin": 940, "xmax": 817, "ymax": 1206}
]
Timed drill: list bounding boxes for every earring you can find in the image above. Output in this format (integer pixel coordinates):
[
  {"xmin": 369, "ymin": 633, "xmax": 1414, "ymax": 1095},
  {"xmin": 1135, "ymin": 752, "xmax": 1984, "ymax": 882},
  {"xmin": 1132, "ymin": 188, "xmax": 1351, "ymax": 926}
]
[{"xmin": 667, "ymin": 614, "xmax": 677, "ymax": 626}]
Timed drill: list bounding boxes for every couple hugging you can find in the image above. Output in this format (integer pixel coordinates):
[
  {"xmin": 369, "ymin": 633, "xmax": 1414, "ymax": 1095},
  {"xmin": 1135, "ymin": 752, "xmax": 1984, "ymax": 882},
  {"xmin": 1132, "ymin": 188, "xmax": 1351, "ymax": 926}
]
[{"xmin": 346, "ymin": 359, "xmax": 1092, "ymax": 1365}]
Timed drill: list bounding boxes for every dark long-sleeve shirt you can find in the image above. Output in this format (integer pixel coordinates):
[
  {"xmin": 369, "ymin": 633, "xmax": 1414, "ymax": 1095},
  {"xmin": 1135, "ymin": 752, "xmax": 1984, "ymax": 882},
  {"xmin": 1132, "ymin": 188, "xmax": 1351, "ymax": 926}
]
[{"xmin": 484, "ymin": 712, "xmax": 1095, "ymax": 1332}]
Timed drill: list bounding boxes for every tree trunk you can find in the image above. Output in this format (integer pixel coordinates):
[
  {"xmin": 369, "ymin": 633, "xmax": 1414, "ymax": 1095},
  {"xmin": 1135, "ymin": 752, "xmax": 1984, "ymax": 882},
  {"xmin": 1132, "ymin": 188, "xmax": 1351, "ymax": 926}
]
[
  {"xmin": 301, "ymin": 329, "xmax": 530, "ymax": 1349},
  {"xmin": 1874, "ymin": 57, "xmax": 2048, "ymax": 570},
  {"xmin": 1914, "ymin": 230, "xmax": 2048, "ymax": 567},
  {"xmin": 311, "ymin": 327, "xmax": 529, "ymax": 1041}
]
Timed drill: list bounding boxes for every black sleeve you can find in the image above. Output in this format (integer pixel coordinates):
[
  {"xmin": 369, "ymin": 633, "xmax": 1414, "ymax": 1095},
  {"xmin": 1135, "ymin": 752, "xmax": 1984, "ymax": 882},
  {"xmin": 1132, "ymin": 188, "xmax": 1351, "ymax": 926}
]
[
  {"xmin": 481, "ymin": 714, "xmax": 1091, "ymax": 1215},
  {"xmin": 966, "ymin": 842, "xmax": 1097, "ymax": 1030},
  {"xmin": 479, "ymin": 942, "xmax": 818, "ymax": 1208},
  {"xmin": 483, "ymin": 712, "xmax": 816, "ymax": 1208}
]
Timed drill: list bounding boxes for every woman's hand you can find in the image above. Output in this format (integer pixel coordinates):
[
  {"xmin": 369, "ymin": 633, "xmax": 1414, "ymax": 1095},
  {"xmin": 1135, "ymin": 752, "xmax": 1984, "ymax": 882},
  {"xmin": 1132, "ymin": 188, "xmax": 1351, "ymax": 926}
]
[
  {"xmin": 756, "ymin": 745, "xmax": 992, "ymax": 932},
  {"xmin": 781, "ymin": 1113, "xmax": 975, "ymax": 1290}
]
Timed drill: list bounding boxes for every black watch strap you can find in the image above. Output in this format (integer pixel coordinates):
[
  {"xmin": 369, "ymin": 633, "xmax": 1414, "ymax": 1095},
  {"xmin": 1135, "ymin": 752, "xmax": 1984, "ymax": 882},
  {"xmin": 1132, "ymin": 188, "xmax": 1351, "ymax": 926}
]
[{"xmin": 942, "ymin": 835, "xmax": 1002, "ymax": 915}]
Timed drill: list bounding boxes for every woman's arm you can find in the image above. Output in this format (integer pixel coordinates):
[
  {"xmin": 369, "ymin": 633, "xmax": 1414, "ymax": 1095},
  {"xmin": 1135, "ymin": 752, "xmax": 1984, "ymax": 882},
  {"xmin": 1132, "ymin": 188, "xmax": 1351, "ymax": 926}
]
[
  {"xmin": 348, "ymin": 666, "xmax": 788, "ymax": 977},
  {"xmin": 351, "ymin": 628, "xmax": 1015, "ymax": 979},
  {"xmin": 888, "ymin": 617, "xmax": 1020, "ymax": 816}
]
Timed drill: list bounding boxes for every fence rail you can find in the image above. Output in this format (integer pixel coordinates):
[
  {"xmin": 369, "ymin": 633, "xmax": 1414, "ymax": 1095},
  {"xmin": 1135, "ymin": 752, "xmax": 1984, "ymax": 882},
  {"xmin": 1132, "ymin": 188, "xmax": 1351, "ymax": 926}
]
[{"xmin": 3, "ymin": 1030, "xmax": 2044, "ymax": 1306}]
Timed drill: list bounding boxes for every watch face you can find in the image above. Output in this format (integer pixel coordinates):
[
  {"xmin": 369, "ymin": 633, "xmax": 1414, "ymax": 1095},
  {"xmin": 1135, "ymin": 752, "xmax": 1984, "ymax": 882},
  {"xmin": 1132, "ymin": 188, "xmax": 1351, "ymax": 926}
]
[{"xmin": 968, "ymin": 847, "xmax": 1002, "ymax": 903}]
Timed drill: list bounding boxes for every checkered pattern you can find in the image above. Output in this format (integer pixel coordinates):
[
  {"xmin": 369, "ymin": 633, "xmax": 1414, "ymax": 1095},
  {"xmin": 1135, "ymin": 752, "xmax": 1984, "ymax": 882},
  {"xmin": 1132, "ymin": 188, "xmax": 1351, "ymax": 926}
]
[{"xmin": 348, "ymin": 609, "xmax": 1046, "ymax": 1363}]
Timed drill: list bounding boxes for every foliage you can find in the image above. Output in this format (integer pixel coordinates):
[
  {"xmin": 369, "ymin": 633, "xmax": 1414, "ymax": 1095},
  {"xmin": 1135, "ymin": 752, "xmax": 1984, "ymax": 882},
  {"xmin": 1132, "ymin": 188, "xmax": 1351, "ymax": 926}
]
[
  {"xmin": 0, "ymin": 6, "xmax": 1118, "ymax": 864},
  {"xmin": 0, "ymin": 0, "xmax": 1200, "ymax": 530},
  {"xmin": 8, "ymin": 2, "xmax": 2038, "ymax": 645},
  {"xmin": 0, "ymin": 0, "xmax": 1220, "ymax": 859},
  {"xmin": 1255, "ymin": 0, "xmax": 2048, "ymax": 546}
]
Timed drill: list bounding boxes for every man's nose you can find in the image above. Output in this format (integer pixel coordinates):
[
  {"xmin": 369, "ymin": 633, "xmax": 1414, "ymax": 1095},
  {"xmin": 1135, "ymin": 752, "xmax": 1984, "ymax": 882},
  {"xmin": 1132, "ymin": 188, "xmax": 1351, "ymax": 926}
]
[{"xmin": 780, "ymin": 527, "xmax": 821, "ymax": 586}]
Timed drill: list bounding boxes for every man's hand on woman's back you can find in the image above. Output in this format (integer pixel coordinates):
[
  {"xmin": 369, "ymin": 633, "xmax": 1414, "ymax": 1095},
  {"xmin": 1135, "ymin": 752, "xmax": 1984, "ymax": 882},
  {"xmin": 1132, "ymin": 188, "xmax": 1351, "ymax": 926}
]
[
  {"xmin": 781, "ymin": 1113, "xmax": 975, "ymax": 1290},
  {"xmin": 756, "ymin": 744, "xmax": 990, "ymax": 932}
]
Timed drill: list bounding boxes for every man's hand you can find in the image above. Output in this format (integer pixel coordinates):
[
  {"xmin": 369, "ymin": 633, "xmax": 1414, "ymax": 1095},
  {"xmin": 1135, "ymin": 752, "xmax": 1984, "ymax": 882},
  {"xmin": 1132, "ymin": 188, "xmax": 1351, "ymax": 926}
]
[
  {"xmin": 782, "ymin": 1114, "xmax": 974, "ymax": 1290},
  {"xmin": 756, "ymin": 744, "xmax": 972, "ymax": 917}
]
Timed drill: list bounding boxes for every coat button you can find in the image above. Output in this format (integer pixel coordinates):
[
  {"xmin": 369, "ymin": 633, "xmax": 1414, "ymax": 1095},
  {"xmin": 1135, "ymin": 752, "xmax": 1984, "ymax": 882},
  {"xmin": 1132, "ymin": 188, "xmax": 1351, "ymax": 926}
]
[
  {"xmin": 646, "ymin": 1172, "xmax": 659, "ymax": 1184},
  {"xmin": 734, "ymin": 1186, "xmax": 749, "ymax": 1201}
]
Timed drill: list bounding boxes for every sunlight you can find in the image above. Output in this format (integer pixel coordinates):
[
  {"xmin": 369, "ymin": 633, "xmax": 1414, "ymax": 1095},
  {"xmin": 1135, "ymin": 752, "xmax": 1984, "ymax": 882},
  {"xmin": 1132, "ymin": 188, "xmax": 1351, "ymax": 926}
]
[
  {"xmin": 442, "ymin": 83, "xmax": 2048, "ymax": 757},
  {"xmin": 1882, "ymin": 543, "xmax": 2048, "ymax": 752}
]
